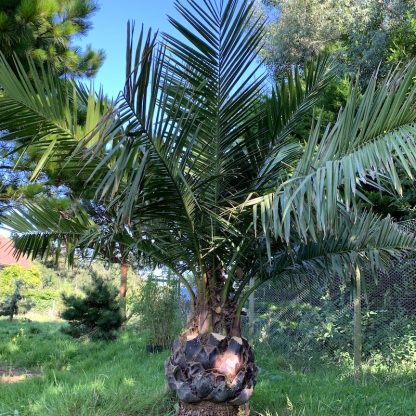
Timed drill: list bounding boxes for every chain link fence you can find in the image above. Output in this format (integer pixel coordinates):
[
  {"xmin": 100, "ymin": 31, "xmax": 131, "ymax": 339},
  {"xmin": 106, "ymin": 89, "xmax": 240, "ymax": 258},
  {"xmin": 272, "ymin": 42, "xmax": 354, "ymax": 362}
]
[
  {"xmin": 177, "ymin": 221, "xmax": 416, "ymax": 372},
  {"xmin": 241, "ymin": 220, "xmax": 416, "ymax": 372}
]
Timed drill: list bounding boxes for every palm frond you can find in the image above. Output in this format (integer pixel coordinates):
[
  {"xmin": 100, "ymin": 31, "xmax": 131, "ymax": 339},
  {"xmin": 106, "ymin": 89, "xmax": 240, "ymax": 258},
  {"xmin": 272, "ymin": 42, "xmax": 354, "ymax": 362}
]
[
  {"xmin": 0, "ymin": 54, "xmax": 111, "ymax": 179},
  {"xmin": 250, "ymin": 60, "xmax": 416, "ymax": 243},
  {"xmin": 287, "ymin": 211, "xmax": 416, "ymax": 277},
  {"xmin": 72, "ymin": 1, "xmax": 270, "ymax": 277},
  {"xmin": 267, "ymin": 55, "xmax": 335, "ymax": 141},
  {"xmin": 236, "ymin": 211, "xmax": 416, "ymax": 309},
  {"xmin": 163, "ymin": 0, "xmax": 266, "ymax": 206},
  {"xmin": 256, "ymin": 56, "xmax": 335, "ymax": 189},
  {"xmin": 1, "ymin": 201, "xmax": 98, "ymax": 264}
]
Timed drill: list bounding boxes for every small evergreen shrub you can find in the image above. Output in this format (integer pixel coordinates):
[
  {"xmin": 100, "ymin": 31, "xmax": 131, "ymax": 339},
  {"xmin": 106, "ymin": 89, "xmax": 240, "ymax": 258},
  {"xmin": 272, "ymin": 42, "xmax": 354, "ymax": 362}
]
[
  {"xmin": 0, "ymin": 281, "xmax": 23, "ymax": 320},
  {"xmin": 61, "ymin": 274, "xmax": 123, "ymax": 340}
]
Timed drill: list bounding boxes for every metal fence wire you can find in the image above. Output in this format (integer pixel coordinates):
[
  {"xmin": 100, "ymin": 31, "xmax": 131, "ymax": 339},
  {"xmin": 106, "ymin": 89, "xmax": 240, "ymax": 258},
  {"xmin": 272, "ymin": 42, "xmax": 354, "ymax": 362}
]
[{"xmin": 240, "ymin": 220, "xmax": 416, "ymax": 369}]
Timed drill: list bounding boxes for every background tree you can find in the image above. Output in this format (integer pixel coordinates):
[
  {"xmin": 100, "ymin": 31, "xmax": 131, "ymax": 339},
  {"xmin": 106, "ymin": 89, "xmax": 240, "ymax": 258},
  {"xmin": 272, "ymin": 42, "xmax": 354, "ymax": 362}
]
[
  {"xmin": 258, "ymin": 0, "xmax": 416, "ymax": 83},
  {"xmin": 0, "ymin": 264, "xmax": 41, "ymax": 298},
  {"xmin": 2, "ymin": 1, "xmax": 416, "ymax": 415},
  {"xmin": 0, "ymin": 0, "xmax": 105, "ymax": 218},
  {"xmin": 257, "ymin": 0, "xmax": 349, "ymax": 76},
  {"xmin": 257, "ymin": 0, "xmax": 416, "ymax": 221},
  {"xmin": 0, "ymin": 54, "xmax": 133, "ymax": 307},
  {"xmin": 0, "ymin": 280, "xmax": 22, "ymax": 320},
  {"xmin": 0, "ymin": 0, "xmax": 104, "ymax": 77}
]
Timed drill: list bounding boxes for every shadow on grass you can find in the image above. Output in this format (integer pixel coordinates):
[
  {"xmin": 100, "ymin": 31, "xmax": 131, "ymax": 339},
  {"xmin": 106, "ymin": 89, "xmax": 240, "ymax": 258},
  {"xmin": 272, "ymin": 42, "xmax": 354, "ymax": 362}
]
[{"xmin": 0, "ymin": 317, "xmax": 176, "ymax": 415}]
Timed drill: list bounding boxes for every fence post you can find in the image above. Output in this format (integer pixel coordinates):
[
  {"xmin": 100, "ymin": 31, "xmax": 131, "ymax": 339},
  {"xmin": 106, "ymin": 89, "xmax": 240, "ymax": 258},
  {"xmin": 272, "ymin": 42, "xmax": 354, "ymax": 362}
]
[
  {"xmin": 353, "ymin": 266, "xmax": 362, "ymax": 381},
  {"xmin": 248, "ymin": 278, "xmax": 255, "ymax": 343}
]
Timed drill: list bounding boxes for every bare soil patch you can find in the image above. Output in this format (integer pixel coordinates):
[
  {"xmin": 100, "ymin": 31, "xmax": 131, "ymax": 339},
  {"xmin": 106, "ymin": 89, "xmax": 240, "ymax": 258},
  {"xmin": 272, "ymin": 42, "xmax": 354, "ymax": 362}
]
[{"xmin": 0, "ymin": 366, "xmax": 42, "ymax": 383}]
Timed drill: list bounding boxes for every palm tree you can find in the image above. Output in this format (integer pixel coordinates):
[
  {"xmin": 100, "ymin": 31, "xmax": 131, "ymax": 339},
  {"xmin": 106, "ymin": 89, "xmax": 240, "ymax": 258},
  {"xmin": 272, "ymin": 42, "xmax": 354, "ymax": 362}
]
[{"xmin": 2, "ymin": 1, "xmax": 416, "ymax": 414}]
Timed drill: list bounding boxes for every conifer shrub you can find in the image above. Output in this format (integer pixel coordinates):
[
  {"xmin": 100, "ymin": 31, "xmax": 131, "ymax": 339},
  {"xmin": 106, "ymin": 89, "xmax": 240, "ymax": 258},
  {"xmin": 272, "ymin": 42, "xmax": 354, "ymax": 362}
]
[
  {"xmin": 0, "ymin": 281, "xmax": 23, "ymax": 320},
  {"xmin": 61, "ymin": 274, "xmax": 123, "ymax": 340}
]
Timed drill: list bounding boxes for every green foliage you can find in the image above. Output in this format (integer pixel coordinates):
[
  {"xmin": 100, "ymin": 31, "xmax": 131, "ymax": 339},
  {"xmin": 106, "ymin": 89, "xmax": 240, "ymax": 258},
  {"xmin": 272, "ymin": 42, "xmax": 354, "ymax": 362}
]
[
  {"xmin": 2, "ymin": 0, "xmax": 416, "ymax": 354},
  {"xmin": 0, "ymin": 258, "xmax": 144, "ymax": 318},
  {"xmin": 259, "ymin": 0, "xmax": 416, "ymax": 83},
  {"xmin": 0, "ymin": 280, "xmax": 22, "ymax": 319},
  {"xmin": 388, "ymin": 12, "xmax": 416, "ymax": 64},
  {"xmin": 0, "ymin": 0, "xmax": 104, "ymax": 77},
  {"xmin": 3, "ymin": 1, "xmax": 416, "ymax": 329},
  {"xmin": 22, "ymin": 288, "xmax": 64, "ymax": 314},
  {"xmin": 255, "ymin": 288, "xmax": 416, "ymax": 372},
  {"xmin": 0, "ymin": 265, "xmax": 41, "ymax": 297},
  {"xmin": 258, "ymin": 0, "xmax": 349, "ymax": 76},
  {"xmin": 61, "ymin": 274, "xmax": 123, "ymax": 340},
  {"xmin": 365, "ymin": 182, "xmax": 416, "ymax": 221},
  {"xmin": 0, "ymin": 262, "xmax": 76, "ymax": 316},
  {"xmin": 133, "ymin": 278, "xmax": 182, "ymax": 348},
  {"xmin": 0, "ymin": 0, "xmax": 107, "ymax": 220},
  {"xmin": 366, "ymin": 333, "xmax": 416, "ymax": 375},
  {"xmin": 286, "ymin": 76, "xmax": 350, "ymax": 141}
]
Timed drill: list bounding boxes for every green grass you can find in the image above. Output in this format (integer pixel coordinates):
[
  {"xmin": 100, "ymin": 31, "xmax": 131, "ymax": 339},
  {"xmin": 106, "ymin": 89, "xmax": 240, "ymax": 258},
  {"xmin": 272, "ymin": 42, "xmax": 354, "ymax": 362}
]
[
  {"xmin": 0, "ymin": 317, "xmax": 415, "ymax": 416},
  {"xmin": 254, "ymin": 351, "xmax": 416, "ymax": 416}
]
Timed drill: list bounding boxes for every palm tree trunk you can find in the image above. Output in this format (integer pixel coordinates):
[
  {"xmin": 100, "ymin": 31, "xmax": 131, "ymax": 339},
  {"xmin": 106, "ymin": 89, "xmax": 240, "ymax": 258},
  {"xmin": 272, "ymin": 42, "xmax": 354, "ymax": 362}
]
[
  {"xmin": 178, "ymin": 401, "xmax": 241, "ymax": 416},
  {"xmin": 166, "ymin": 277, "xmax": 257, "ymax": 415}
]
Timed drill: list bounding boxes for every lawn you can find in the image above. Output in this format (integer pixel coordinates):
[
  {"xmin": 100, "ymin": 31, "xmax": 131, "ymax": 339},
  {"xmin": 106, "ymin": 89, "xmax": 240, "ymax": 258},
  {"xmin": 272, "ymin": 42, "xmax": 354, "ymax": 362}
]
[{"xmin": 0, "ymin": 317, "xmax": 415, "ymax": 416}]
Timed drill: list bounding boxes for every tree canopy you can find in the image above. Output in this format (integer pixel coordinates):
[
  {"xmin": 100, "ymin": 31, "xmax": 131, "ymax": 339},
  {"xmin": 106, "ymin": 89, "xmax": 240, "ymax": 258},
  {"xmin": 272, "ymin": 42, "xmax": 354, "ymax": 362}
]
[
  {"xmin": 0, "ymin": 0, "xmax": 105, "ymax": 215},
  {"xmin": 1, "ymin": 0, "xmax": 416, "ymax": 320},
  {"xmin": 0, "ymin": 0, "xmax": 104, "ymax": 77},
  {"xmin": 258, "ymin": 0, "xmax": 416, "ymax": 82}
]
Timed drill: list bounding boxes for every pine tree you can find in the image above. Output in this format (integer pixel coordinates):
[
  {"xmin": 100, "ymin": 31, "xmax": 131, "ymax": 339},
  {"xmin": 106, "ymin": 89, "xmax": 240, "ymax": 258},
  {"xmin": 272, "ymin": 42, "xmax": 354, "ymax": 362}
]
[
  {"xmin": 62, "ymin": 274, "xmax": 123, "ymax": 340},
  {"xmin": 0, "ymin": 0, "xmax": 104, "ymax": 77}
]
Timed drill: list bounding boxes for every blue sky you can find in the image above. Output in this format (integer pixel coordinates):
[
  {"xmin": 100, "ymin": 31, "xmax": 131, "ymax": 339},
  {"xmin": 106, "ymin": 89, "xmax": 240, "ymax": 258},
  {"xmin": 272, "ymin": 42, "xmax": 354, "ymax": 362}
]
[
  {"xmin": 78, "ymin": 1, "xmax": 266, "ymax": 98},
  {"xmin": 79, "ymin": 1, "xmax": 180, "ymax": 98}
]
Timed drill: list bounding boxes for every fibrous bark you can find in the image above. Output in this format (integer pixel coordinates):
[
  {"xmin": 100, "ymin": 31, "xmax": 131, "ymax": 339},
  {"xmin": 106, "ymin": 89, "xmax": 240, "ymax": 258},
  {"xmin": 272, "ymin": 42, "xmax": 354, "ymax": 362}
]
[{"xmin": 178, "ymin": 401, "xmax": 243, "ymax": 416}]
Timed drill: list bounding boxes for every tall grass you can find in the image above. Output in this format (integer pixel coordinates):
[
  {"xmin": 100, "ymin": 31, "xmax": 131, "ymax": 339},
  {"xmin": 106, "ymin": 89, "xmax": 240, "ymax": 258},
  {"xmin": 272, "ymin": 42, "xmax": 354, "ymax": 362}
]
[{"xmin": 0, "ymin": 317, "xmax": 415, "ymax": 415}]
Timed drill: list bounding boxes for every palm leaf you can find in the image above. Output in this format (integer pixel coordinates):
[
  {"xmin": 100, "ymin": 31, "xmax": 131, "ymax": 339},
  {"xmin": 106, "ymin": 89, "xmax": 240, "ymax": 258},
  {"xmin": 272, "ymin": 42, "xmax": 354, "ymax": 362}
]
[
  {"xmin": 235, "ymin": 211, "xmax": 416, "ymax": 310},
  {"xmin": 1, "ymin": 201, "xmax": 98, "ymax": 264},
  {"xmin": 250, "ymin": 60, "xmax": 416, "ymax": 243},
  {"xmin": 0, "ymin": 54, "xmax": 111, "ymax": 179}
]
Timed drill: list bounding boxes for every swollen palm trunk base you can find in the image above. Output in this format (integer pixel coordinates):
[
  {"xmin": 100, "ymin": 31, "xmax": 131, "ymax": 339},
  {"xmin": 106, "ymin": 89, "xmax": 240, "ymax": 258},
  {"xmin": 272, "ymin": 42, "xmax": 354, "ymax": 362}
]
[{"xmin": 165, "ymin": 332, "xmax": 257, "ymax": 412}]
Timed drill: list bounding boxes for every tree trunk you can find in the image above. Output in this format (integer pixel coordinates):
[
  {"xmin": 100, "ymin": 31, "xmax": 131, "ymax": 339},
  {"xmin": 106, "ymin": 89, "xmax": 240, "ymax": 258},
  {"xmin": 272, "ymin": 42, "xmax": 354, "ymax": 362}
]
[
  {"xmin": 166, "ymin": 312, "xmax": 256, "ymax": 413},
  {"xmin": 119, "ymin": 261, "xmax": 128, "ymax": 298},
  {"xmin": 119, "ymin": 261, "xmax": 128, "ymax": 320},
  {"xmin": 178, "ymin": 401, "xmax": 241, "ymax": 416},
  {"xmin": 353, "ymin": 266, "xmax": 362, "ymax": 381},
  {"xmin": 166, "ymin": 265, "xmax": 257, "ymax": 414}
]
